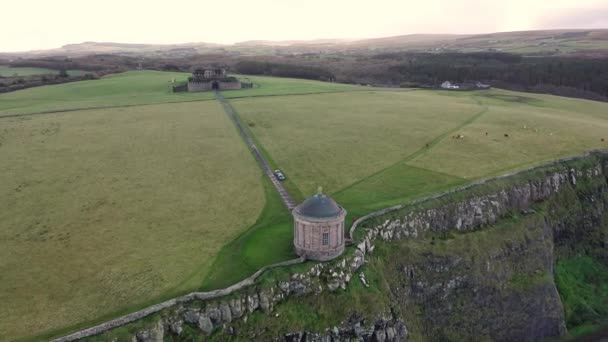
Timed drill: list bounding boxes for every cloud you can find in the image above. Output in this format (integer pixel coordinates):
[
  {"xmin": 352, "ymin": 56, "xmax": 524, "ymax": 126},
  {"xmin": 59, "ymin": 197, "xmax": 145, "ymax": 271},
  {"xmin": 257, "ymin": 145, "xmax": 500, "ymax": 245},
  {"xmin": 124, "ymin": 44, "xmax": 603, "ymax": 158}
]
[
  {"xmin": 2, "ymin": 0, "xmax": 608, "ymax": 52},
  {"xmin": 537, "ymin": 6, "xmax": 608, "ymax": 29}
]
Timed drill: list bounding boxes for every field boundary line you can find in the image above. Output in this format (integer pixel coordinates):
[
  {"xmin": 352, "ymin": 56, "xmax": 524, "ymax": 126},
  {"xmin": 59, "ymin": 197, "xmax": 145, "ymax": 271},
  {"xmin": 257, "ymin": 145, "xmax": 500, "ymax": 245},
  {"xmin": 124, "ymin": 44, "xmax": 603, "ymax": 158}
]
[
  {"xmin": 223, "ymin": 88, "xmax": 419, "ymax": 101},
  {"xmin": 0, "ymin": 89, "xmax": 415, "ymax": 120},
  {"xmin": 0, "ymin": 98, "xmax": 220, "ymax": 120},
  {"xmin": 333, "ymin": 96, "xmax": 488, "ymax": 198}
]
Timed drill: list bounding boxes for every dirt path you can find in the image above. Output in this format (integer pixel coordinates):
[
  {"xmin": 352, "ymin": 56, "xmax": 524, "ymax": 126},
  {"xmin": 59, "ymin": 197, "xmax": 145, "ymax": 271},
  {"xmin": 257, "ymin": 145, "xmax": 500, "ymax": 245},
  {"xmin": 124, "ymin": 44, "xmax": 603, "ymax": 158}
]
[{"xmin": 215, "ymin": 90, "xmax": 297, "ymax": 211}]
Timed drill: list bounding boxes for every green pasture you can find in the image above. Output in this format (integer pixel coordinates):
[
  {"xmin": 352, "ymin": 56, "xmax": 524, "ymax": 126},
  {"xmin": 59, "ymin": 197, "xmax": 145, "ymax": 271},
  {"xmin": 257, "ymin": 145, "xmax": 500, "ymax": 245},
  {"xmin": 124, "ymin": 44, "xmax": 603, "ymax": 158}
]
[
  {"xmin": 233, "ymin": 88, "xmax": 608, "ymax": 221},
  {"xmin": 0, "ymin": 71, "xmax": 363, "ymax": 117},
  {"xmin": 2, "ymin": 70, "xmax": 608, "ymax": 340},
  {"xmin": 0, "ymin": 101, "xmax": 265, "ymax": 341},
  {"xmin": 231, "ymin": 91, "xmax": 481, "ymax": 196}
]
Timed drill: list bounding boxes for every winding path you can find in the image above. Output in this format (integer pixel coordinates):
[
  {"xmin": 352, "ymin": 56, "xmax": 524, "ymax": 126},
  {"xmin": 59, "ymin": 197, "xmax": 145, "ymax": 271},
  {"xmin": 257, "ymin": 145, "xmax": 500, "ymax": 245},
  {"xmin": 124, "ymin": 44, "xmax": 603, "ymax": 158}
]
[{"xmin": 215, "ymin": 90, "xmax": 297, "ymax": 211}]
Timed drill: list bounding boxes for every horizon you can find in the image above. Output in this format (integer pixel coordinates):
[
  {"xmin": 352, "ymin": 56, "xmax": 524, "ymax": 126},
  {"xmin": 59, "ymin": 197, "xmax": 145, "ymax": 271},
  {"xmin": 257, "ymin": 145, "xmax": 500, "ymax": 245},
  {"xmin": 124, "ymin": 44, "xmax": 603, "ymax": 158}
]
[
  {"xmin": 9, "ymin": 27, "xmax": 608, "ymax": 52},
  {"xmin": 3, "ymin": 0, "xmax": 608, "ymax": 53}
]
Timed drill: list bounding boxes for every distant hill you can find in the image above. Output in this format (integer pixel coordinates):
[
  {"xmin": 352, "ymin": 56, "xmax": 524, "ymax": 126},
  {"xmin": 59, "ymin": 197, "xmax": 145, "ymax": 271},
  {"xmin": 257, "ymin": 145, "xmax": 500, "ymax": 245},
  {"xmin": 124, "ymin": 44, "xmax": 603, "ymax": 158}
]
[{"xmin": 2, "ymin": 29, "xmax": 607, "ymax": 58}]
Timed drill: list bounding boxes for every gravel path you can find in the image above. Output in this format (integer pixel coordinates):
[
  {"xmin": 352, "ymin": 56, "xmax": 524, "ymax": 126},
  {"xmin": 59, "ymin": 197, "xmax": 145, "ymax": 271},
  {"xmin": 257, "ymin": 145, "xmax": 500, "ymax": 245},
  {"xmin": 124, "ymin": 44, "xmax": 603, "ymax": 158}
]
[{"xmin": 216, "ymin": 90, "xmax": 297, "ymax": 211}]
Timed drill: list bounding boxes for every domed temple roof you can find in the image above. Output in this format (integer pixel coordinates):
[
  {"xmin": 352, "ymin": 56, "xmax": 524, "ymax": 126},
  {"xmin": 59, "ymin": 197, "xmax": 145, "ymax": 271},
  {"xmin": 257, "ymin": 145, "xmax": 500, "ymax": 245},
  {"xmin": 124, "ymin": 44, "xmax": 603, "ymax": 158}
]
[{"xmin": 295, "ymin": 188, "xmax": 343, "ymax": 218}]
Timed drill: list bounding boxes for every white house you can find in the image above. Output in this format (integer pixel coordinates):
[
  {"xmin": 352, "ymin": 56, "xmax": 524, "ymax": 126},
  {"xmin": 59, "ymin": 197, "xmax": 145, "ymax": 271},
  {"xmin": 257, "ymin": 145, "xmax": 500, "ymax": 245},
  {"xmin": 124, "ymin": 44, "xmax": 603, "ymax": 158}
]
[{"xmin": 441, "ymin": 81, "xmax": 460, "ymax": 89}]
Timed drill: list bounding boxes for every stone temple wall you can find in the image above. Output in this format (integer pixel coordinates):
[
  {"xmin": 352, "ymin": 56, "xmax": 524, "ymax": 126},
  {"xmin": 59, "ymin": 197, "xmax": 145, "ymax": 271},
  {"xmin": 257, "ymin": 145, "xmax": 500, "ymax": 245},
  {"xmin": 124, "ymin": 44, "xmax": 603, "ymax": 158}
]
[{"xmin": 294, "ymin": 213, "xmax": 345, "ymax": 261}]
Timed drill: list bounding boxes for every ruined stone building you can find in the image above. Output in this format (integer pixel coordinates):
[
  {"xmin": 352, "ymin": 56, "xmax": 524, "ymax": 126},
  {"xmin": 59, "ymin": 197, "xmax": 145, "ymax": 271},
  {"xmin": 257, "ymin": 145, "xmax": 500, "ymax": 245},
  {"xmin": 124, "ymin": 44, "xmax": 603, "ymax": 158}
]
[{"xmin": 187, "ymin": 68, "xmax": 241, "ymax": 92}]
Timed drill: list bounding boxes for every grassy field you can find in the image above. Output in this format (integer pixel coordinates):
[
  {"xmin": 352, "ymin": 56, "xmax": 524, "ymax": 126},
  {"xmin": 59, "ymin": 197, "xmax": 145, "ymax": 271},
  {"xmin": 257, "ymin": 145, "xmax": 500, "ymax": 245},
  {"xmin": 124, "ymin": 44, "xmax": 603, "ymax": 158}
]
[
  {"xmin": 232, "ymin": 91, "xmax": 482, "ymax": 197},
  {"xmin": 0, "ymin": 71, "xmax": 363, "ymax": 117},
  {"xmin": 233, "ymin": 88, "xmax": 608, "ymax": 221},
  {"xmin": 409, "ymin": 90, "xmax": 608, "ymax": 178},
  {"xmin": 2, "ymin": 70, "xmax": 608, "ymax": 340},
  {"xmin": 0, "ymin": 65, "xmax": 84, "ymax": 77},
  {"xmin": 0, "ymin": 101, "xmax": 265, "ymax": 341}
]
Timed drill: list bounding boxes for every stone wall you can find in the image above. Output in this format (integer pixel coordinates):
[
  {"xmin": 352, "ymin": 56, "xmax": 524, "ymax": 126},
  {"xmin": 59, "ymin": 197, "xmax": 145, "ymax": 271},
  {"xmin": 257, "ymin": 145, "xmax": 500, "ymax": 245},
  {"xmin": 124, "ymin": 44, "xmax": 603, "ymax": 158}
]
[
  {"xmin": 187, "ymin": 80, "xmax": 241, "ymax": 92},
  {"xmin": 51, "ymin": 257, "xmax": 305, "ymax": 342},
  {"xmin": 57, "ymin": 151, "xmax": 608, "ymax": 341}
]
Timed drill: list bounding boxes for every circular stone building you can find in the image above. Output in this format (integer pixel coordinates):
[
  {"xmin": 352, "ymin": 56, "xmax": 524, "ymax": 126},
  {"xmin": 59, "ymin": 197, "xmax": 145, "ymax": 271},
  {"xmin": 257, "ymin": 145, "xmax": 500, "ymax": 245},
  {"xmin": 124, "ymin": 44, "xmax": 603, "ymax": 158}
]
[{"xmin": 292, "ymin": 189, "xmax": 347, "ymax": 261}]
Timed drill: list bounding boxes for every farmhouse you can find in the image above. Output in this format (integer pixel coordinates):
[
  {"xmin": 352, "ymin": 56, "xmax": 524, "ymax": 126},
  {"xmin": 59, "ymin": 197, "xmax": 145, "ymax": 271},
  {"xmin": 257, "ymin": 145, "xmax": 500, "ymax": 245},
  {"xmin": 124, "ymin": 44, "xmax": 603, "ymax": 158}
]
[
  {"xmin": 292, "ymin": 188, "xmax": 346, "ymax": 261},
  {"xmin": 187, "ymin": 68, "xmax": 241, "ymax": 92},
  {"xmin": 441, "ymin": 81, "xmax": 460, "ymax": 89},
  {"xmin": 441, "ymin": 80, "xmax": 491, "ymax": 90}
]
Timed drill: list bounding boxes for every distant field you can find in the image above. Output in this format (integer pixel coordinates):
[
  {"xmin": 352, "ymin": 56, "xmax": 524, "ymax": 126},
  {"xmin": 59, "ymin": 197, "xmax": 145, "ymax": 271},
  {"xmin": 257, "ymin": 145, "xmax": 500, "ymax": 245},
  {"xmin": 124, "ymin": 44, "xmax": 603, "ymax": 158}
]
[
  {"xmin": 2, "ymin": 71, "xmax": 608, "ymax": 340},
  {"xmin": 0, "ymin": 71, "xmax": 212, "ymax": 116},
  {"xmin": 0, "ymin": 101, "xmax": 265, "ymax": 340},
  {"xmin": 0, "ymin": 65, "xmax": 84, "ymax": 77},
  {"xmin": 0, "ymin": 71, "xmax": 363, "ymax": 117}
]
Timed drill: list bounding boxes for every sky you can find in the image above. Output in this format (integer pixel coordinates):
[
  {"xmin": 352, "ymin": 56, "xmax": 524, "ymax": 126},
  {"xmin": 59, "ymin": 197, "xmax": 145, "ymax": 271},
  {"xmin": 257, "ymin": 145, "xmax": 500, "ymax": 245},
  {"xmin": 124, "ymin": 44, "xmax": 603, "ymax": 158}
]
[{"xmin": 2, "ymin": 0, "xmax": 608, "ymax": 52}]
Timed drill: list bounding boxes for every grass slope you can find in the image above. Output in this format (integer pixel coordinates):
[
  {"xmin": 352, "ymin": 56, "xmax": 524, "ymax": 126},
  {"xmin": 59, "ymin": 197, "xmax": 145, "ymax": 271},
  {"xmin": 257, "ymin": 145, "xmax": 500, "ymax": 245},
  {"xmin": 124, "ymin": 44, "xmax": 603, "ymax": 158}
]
[
  {"xmin": 0, "ymin": 101, "xmax": 265, "ymax": 341},
  {"xmin": 201, "ymin": 177, "xmax": 296, "ymax": 290},
  {"xmin": 555, "ymin": 256, "xmax": 608, "ymax": 336}
]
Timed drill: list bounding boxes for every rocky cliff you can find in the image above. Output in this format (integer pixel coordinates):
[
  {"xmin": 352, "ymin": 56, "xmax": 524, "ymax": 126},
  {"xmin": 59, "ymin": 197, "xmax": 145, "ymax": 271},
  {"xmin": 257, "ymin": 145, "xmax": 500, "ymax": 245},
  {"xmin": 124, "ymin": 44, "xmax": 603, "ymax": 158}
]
[{"xmin": 81, "ymin": 152, "xmax": 608, "ymax": 342}]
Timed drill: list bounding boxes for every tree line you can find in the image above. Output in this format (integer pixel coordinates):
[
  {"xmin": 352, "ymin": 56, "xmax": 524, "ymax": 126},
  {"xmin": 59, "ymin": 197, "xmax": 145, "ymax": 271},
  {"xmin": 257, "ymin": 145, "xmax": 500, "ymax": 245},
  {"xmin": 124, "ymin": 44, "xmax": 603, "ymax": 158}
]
[
  {"xmin": 4, "ymin": 51, "xmax": 608, "ymax": 101},
  {"xmin": 386, "ymin": 53, "xmax": 608, "ymax": 101}
]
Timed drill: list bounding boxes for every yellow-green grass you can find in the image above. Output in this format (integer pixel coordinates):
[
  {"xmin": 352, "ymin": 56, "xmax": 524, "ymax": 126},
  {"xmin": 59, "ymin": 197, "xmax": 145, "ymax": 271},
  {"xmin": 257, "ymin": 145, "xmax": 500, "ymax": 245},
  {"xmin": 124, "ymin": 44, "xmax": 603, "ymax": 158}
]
[
  {"xmin": 0, "ymin": 71, "xmax": 216, "ymax": 117},
  {"xmin": 233, "ymin": 88, "xmax": 608, "ymax": 223},
  {"xmin": 200, "ymin": 176, "xmax": 297, "ymax": 290},
  {"xmin": 0, "ymin": 101, "xmax": 265, "ymax": 341},
  {"xmin": 0, "ymin": 71, "xmax": 364, "ymax": 118},
  {"xmin": 232, "ymin": 91, "xmax": 483, "ymax": 197},
  {"xmin": 409, "ymin": 90, "xmax": 608, "ymax": 178},
  {"xmin": 223, "ymin": 74, "xmax": 364, "ymax": 99}
]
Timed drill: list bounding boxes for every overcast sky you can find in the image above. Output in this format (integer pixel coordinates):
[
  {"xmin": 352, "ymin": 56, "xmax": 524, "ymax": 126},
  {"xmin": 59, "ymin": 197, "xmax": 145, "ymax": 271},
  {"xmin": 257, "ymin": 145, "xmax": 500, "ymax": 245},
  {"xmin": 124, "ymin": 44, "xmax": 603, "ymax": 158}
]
[{"xmin": 3, "ymin": 0, "xmax": 608, "ymax": 52}]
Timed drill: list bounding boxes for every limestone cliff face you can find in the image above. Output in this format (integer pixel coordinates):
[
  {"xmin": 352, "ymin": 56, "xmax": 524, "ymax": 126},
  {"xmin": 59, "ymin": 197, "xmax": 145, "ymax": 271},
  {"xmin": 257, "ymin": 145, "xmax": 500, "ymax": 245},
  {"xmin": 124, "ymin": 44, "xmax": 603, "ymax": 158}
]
[
  {"xmin": 359, "ymin": 153, "xmax": 608, "ymax": 341},
  {"xmin": 84, "ymin": 153, "xmax": 608, "ymax": 342}
]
